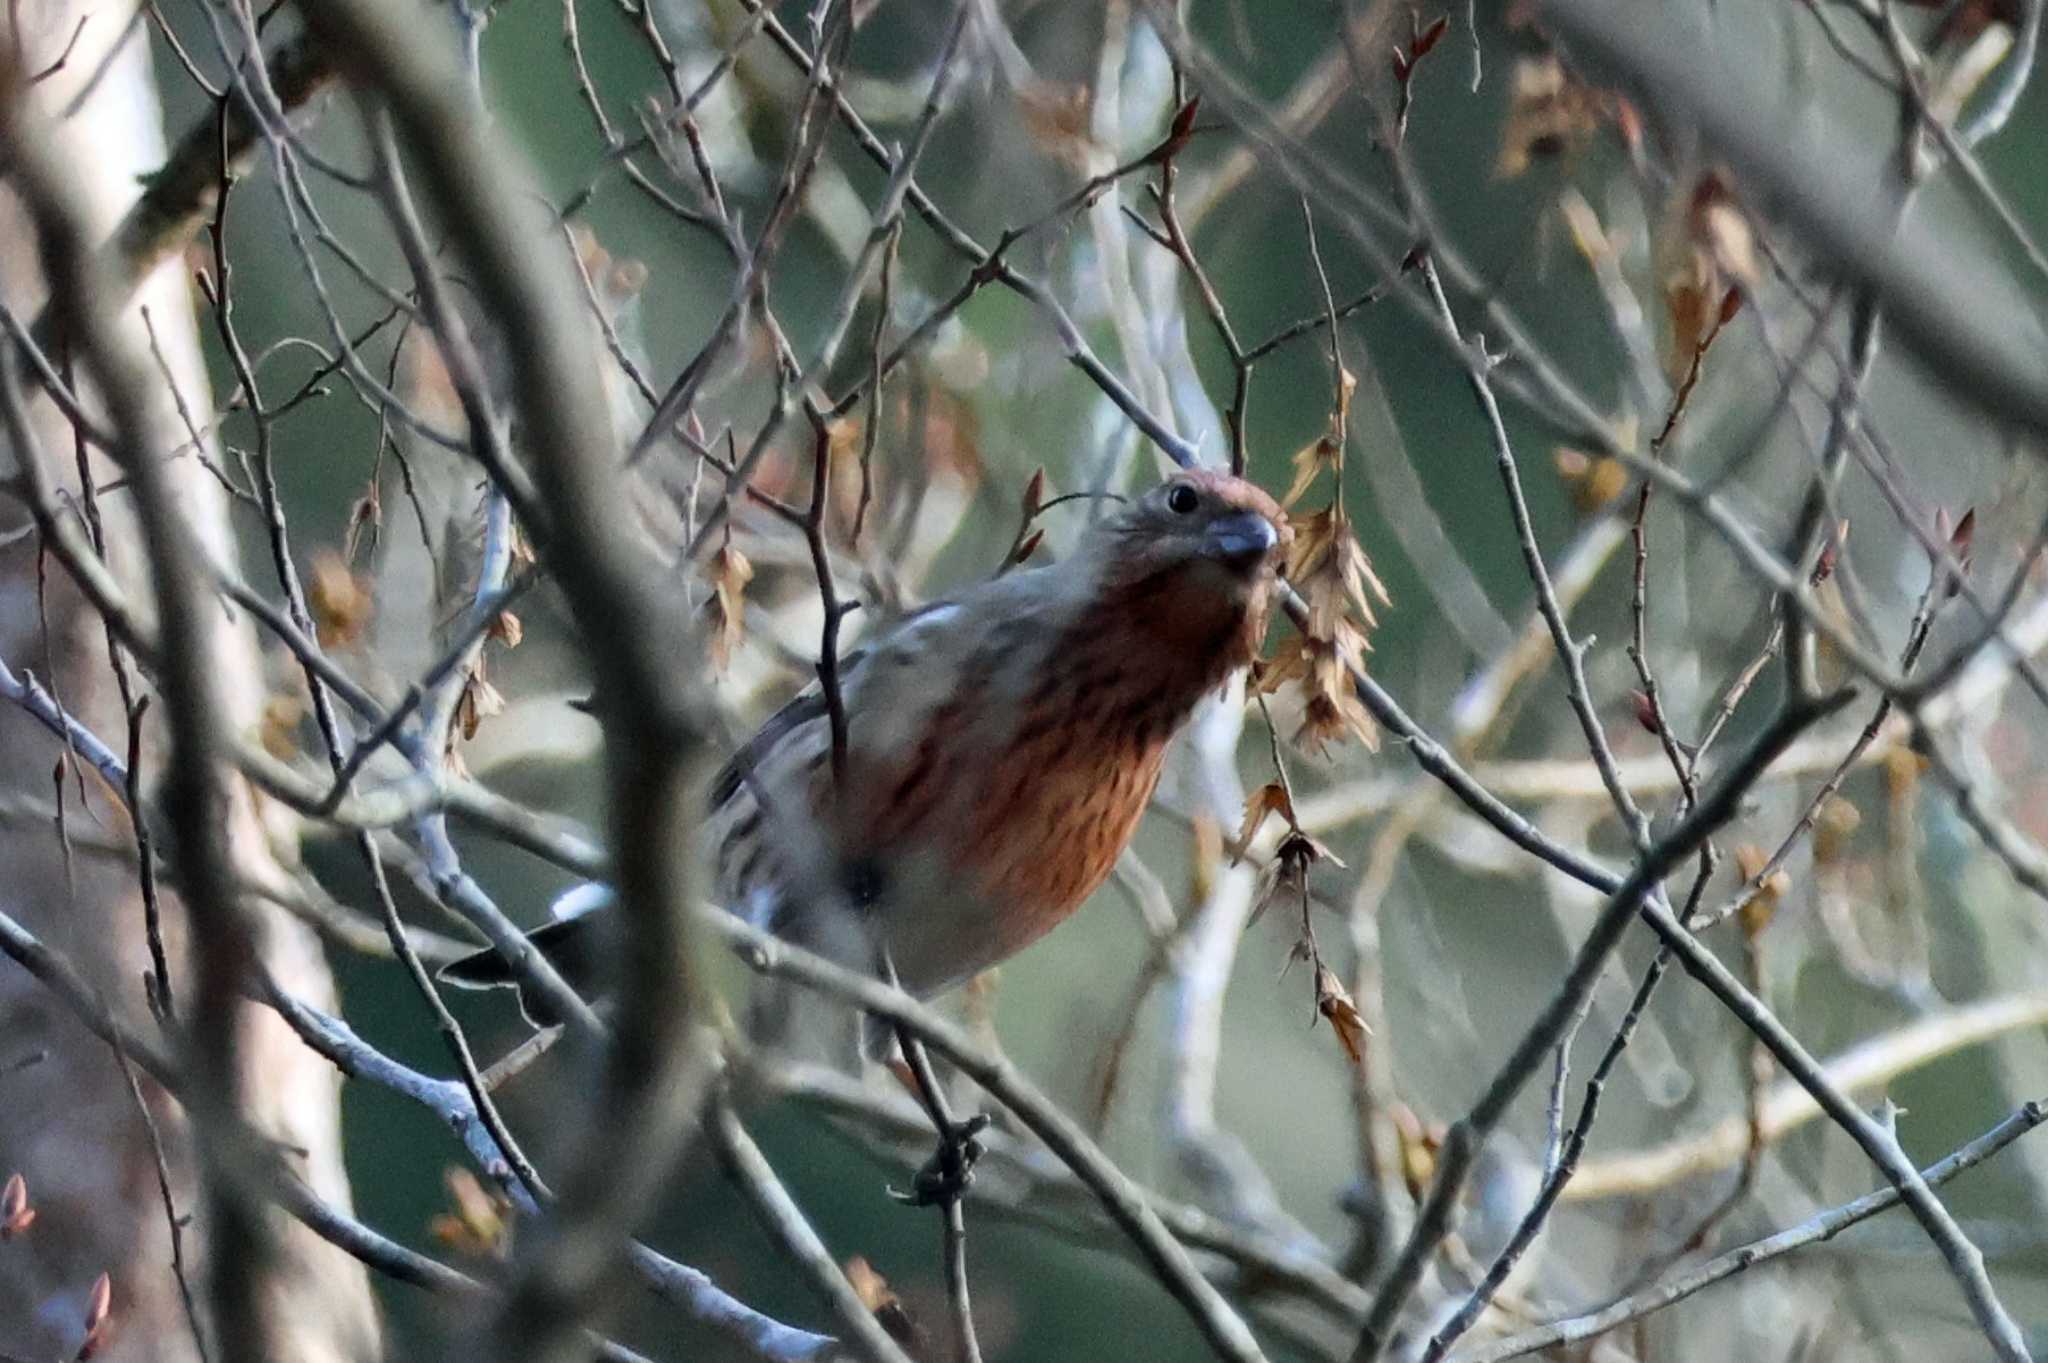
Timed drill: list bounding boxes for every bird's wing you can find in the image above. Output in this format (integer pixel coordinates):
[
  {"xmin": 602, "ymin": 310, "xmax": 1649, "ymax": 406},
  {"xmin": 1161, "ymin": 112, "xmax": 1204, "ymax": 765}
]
[
  {"xmin": 703, "ymin": 594, "xmax": 983, "ymax": 910},
  {"xmin": 704, "ymin": 570, "xmax": 1077, "ymax": 901},
  {"xmin": 703, "ymin": 593, "xmax": 968, "ymax": 812}
]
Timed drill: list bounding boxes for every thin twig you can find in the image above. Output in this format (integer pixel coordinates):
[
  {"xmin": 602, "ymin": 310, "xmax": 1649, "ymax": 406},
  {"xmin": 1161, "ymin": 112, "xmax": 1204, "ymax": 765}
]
[{"xmin": 1458, "ymin": 1101, "xmax": 2048, "ymax": 1363}]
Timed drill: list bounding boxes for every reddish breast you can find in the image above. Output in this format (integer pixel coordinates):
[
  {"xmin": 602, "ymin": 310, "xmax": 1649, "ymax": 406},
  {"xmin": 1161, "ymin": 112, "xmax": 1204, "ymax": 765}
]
[
  {"xmin": 951, "ymin": 618, "xmax": 1196, "ymax": 963},
  {"xmin": 966, "ymin": 726, "xmax": 1170, "ymax": 963}
]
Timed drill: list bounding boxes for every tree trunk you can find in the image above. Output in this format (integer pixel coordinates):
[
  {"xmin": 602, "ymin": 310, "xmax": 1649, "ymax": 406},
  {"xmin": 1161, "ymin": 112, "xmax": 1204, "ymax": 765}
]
[{"xmin": 0, "ymin": 10, "xmax": 379, "ymax": 1361}]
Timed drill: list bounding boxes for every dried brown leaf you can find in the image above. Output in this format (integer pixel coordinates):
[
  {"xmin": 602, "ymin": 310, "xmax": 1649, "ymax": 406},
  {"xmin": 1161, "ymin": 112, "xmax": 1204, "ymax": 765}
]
[
  {"xmin": 704, "ymin": 541, "xmax": 754, "ymax": 670},
  {"xmin": 431, "ymin": 1167, "xmax": 512, "ymax": 1257},
  {"xmin": 609, "ymin": 257, "xmax": 649, "ymax": 299},
  {"xmin": 1582, "ymin": 457, "xmax": 1629, "ymax": 511},
  {"xmin": 1294, "ymin": 686, "xmax": 1378, "ymax": 755},
  {"xmin": 1250, "ymin": 854, "xmax": 1304, "ymax": 927},
  {"xmin": 1015, "ymin": 80, "xmax": 1096, "ymax": 168},
  {"xmin": 1738, "ymin": 890, "xmax": 1777, "ymax": 939},
  {"xmin": 1278, "ymin": 828, "xmax": 1345, "ymax": 871},
  {"xmin": 1883, "ymin": 745, "xmax": 1927, "ymax": 796},
  {"xmin": 1333, "ymin": 366, "xmax": 1358, "ymax": 430},
  {"xmin": 1268, "ymin": 508, "xmax": 1387, "ymax": 755},
  {"xmin": 824, "ymin": 416, "xmax": 862, "ymax": 468},
  {"xmin": 1234, "ymin": 782, "xmax": 1295, "ymax": 862},
  {"xmin": 1497, "ymin": 55, "xmax": 1603, "ymax": 176},
  {"xmin": 1733, "ymin": 840, "xmax": 1790, "ymax": 933},
  {"xmin": 1813, "ymin": 795, "xmax": 1862, "ymax": 864},
  {"xmin": 846, "ymin": 1256, "xmax": 924, "ymax": 1348},
  {"xmin": 1657, "ymin": 173, "xmax": 1755, "ymax": 380},
  {"xmin": 1558, "ymin": 191, "xmax": 1616, "ymax": 272},
  {"xmin": 1284, "ymin": 504, "xmax": 1340, "ymax": 582},
  {"xmin": 1283, "ymin": 437, "xmax": 1338, "ymax": 510},
  {"xmin": 1255, "ymin": 637, "xmax": 1310, "ymax": 696},
  {"xmin": 308, "ymin": 550, "xmax": 371, "ymax": 648},
  {"xmin": 1665, "ymin": 280, "xmax": 1708, "ymax": 378},
  {"xmin": 455, "ymin": 672, "xmax": 505, "ymax": 743},
  {"xmin": 1393, "ymin": 1104, "xmax": 1439, "ymax": 1199},
  {"xmin": 1698, "ymin": 199, "xmax": 1759, "ymax": 288},
  {"xmin": 260, "ymin": 691, "xmax": 305, "ymax": 762},
  {"xmin": 1317, "ymin": 965, "xmax": 1369, "ymax": 1064},
  {"xmin": 1334, "ymin": 532, "xmax": 1390, "ymax": 622},
  {"xmin": 1557, "ymin": 448, "xmax": 1628, "ymax": 512},
  {"xmin": 846, "ymin": 1255, "xmax": 897, "ymax": 1314}
]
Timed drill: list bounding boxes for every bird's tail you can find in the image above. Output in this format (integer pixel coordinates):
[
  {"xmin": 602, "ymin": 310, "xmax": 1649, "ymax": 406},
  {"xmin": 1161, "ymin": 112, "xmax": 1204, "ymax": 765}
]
[
  {"xmin": 438, "ymin": 883, "xmax": 878, "ymax": 1060},
  {"xmin": 437, "ymin": 883, "xmax": 614, "ymax": 1025}
]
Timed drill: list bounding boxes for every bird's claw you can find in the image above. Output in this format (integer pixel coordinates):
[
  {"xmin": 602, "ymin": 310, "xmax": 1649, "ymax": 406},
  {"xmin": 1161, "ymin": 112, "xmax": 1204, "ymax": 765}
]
[{"xmin": 888, "ymin": 1113, "xmax": 990, "ymax": 1206}]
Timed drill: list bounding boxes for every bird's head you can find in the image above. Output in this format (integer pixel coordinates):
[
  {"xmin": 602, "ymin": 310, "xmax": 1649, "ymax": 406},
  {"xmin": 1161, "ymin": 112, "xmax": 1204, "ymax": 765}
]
[
  {"xmin": 1085, "ymin": 469, "xmax": 1292, "ymax": 677},
  {"xmin": 1098, "ymin": 468, "xmax": 1291, "ymax": 584}
]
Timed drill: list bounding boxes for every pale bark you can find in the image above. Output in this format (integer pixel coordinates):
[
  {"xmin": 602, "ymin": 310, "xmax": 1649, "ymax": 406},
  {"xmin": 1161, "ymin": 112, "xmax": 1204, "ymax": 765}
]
[{"xmin": 0, "ymin": 7, "xmax": 378, "ymax": 1361}]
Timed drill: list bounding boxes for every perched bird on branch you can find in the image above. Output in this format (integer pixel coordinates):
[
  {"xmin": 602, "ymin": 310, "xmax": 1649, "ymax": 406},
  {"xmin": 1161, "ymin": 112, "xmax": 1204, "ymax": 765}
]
[{"xmin": 443, "ymin": 469, "xmax": 1290, "ymax": 1039}]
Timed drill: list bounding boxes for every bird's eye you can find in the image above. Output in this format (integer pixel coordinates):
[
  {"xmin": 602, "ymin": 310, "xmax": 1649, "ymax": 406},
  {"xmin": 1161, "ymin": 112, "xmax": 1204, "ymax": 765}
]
[{"xmin": 1166, "ymin": 483, "xmax": 1200, "ymax": 515}]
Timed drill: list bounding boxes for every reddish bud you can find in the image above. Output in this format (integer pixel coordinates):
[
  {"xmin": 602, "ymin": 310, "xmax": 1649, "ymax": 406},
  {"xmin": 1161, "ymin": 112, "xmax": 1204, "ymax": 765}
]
[
  {"xmin": 1935, "ymin": 507, "xmax": 1974, "ymax": 599},
  {"xmin": 1812, "ymin": 521, "xmax": 1848, "ymax": 585},
  {"xmin": 1630, "ymin": 689, "xmax": 1661, "ymax": 735},
  {"xmin": 1614, "ymin": 98, "xmax": 1645, "ymax": 157},
  {"xmin": 0, "ymin": 1172, "xmax": 31, "ymax": 1239},
  {"xmin": 77, "ymin": 1272, "xmax": 112, "ymax": 1360},
  {"xmin": 347, "ymin": 492, "xmax": 378, "ymax": 532},
  {"xmin": 1414, "ymin": 14, "xmax": 1450, "ymax": 57},
  {"xmin": 1952, "ymin": 507, "xmax": 1977, "ymax": 557}
]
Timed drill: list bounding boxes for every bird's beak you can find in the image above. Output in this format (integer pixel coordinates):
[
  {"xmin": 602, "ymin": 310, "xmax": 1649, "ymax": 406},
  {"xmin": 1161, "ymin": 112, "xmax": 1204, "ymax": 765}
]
[{"xmin": 1206, "ymin": 511, "xmax": 1279, "ymax": 567}]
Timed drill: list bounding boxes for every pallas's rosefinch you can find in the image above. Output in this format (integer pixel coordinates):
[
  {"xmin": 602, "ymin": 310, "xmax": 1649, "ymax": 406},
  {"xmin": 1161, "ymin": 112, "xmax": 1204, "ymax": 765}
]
[{"xmin": 445, "ymin": 470, "xmax": 1290, "ymax": 1029}]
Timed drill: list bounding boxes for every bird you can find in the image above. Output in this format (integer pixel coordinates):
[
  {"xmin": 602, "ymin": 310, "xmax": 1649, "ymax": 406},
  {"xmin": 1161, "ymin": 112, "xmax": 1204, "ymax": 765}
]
[{"xmin": 442, "ymin": 468, "xmax": 1291, "ymax": 1044}]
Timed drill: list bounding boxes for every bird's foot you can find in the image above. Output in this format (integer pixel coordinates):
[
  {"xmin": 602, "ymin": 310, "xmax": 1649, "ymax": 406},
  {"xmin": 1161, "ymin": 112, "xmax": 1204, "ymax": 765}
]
[{"xmin": 889, "ymin": 1113, "xmax": 989, "ymax": 1207}]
